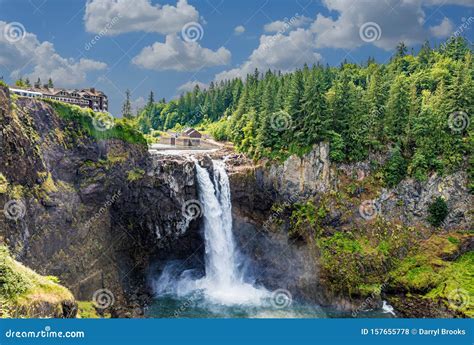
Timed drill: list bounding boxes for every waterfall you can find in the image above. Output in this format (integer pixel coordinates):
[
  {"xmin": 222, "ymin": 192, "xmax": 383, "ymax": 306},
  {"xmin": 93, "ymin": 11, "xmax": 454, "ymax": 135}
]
[
  {"xmin": 155, "ymin": 159, "xmax": 268, "ymax": 306},
  {"xmin": 195, "ymin": 160, "xmax": 238, "ymax": 287},
  {"xmin": 193, "ymin": 159, "xmax": 268, "ymax": 305}
]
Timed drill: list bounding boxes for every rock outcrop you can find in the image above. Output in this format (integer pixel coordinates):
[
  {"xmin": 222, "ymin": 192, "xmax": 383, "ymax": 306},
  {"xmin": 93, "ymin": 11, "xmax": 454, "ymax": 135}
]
[
  {"xmin": 0, "ymin": 86, "xmax": 203, "ymax": 317},
  {"xmin": 229, "ymin": 142, "xmax": 471, "ymax": 230},
  {"xmin": 226, "ymin": 143, "xmax": 472, "ymax": 316}
]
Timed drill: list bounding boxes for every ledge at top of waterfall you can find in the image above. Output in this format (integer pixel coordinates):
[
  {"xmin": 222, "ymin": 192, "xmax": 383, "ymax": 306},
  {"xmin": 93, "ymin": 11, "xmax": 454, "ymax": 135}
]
[{"xmin": 154, "ymin": 159, "xmax": 270, "ymax": 307}]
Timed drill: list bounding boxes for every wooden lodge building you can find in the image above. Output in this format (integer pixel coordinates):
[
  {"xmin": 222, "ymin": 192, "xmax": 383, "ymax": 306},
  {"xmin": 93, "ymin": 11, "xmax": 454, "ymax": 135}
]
[{"xmin": 9, "ymin": 86, "xmax": 108, "ymax": 113}]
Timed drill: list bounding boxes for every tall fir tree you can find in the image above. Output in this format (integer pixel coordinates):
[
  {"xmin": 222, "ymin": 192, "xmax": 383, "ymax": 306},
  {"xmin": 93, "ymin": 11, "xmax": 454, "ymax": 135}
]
[{"xmin": 122, "ymin": 89, "xmax": 133, "ymax": 119}]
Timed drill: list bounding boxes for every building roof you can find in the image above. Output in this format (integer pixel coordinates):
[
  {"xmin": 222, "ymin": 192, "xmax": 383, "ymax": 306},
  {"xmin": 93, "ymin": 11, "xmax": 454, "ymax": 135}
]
[
  {"xmin": 13, "ymin": 85, "xmax": 106, "ymax": 98},
  {"xmin": 182, "ymin": 128, "xmax": 202, "ymax": 137}
]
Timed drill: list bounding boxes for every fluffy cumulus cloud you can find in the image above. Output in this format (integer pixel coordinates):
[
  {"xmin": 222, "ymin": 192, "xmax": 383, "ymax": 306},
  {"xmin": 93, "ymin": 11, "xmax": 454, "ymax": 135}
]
[
  {"xmin": 177, "ymin": 80, "xmax": 208, "ymax": 93},
  {"xmin": 234, "ymin": 25, "xmax": 245, "ymax": 35},
  {"xmin": 84, "ymin": 0, "xmax": 199, "ymax": 35},
  {"xmin": 0, "ymin": 21, "xmax": 106, "ymax": 86},
  {"xmin": 310, "ymin": 0, "xmax": 471, "ymax": 50},
  {"xmin": 263, "ymin": 15, "xmax": 311, "ymax": 33},
  {"xmin": 216, "ymin": 29, "xmax": 321, "ymax": 81},
  {"xmin": 132, "ymin": 34, "xmax": 231, "ymax": 72},
  {"xmin": 424, "ymin": 0, "xmax": 474, "ymax": 6},
  {"xmin": 429, "ymin": 17, "xmax": 454, "ymax": 38},
  {"xmin": 311, "ymin": 0, "xmax": 428, "ymax": 50}
]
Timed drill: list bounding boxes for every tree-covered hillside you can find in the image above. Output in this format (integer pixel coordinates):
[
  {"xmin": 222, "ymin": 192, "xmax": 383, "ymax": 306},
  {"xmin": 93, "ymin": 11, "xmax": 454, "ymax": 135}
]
[{"xmin": 137, "ymin": 37, "xmax": 472, "ymax": 186}]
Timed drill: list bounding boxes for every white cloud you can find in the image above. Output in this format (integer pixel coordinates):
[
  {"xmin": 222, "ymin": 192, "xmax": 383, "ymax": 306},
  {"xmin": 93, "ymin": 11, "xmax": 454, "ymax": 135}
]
[
  {"xmin": 234, "ymin": 25, "xmax": 245, "ymax": 35},
  {"xmin": 264, "ymin": 15, "xmax": 311, "ymax": 33},
  {"xmin": 423, "ymin": 0, "xmax": 474, "ymax": 6},
  {"xmin": 177, "ymin": 81, "xmax": 208, "ymax": 95},
  {"xmin": 429, "ymin": 17, "xmax": 454, "ymax": 38},
  {"xmin": 132, "ymin": 34, "xmax": 231, "ymax": 72},
  {"xmin": 311, "ymin": 0, "xmax": 428, "ymax": 50},
  {"xmin": 84, "ymin": 0, "xmax": 199, "ymax": 35},
  {"xmin": 0, "ymin": 21, "xmax": 106, "ymax": 87},
  {"xmin": 310, "ymin": 0, "xmax": 473, "ymax": 50},
  {"xmin": 216, "ymin": 29, "xmax": 321, "ymax": 81}
]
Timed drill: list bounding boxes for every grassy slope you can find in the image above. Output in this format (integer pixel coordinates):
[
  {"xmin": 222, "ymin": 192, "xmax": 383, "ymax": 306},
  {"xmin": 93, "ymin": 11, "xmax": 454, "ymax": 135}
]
[
  {"xmin": 44, "ymin": 99, "xmax": 146, "ymax": 146},
  {"xmin": 0, "ymin": 246, "xmax": 74, "ymax": 318},
  {"xmin": 391, "ymin": 235, "xmax": 473, "ymax": 317}
]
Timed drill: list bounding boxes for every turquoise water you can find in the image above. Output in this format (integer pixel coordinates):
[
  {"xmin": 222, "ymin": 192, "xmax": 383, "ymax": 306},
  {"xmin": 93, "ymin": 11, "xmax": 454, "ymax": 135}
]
[{"xmin": 146, "ymin": 293, "xmax": 393, "ymax": 318}]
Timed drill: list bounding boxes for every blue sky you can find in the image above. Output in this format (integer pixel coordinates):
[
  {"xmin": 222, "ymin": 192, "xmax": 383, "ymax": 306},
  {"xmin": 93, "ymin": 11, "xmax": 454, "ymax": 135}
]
[{"xmin": 0, "ymin": 0, "xmax": 473, "ymax": 115}]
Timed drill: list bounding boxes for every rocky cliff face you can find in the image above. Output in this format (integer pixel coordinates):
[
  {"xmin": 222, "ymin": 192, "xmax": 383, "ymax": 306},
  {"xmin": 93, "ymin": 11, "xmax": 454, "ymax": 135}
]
[
  {"xmin": 231, "ymin": 142, "xmax": 471, "ymax": 230},
  {"xmin": 0, "ymin": 86, "xmax": 203, "ymax": 317},
  {"xmin": 227, "ymin": 143, "xmax": 472, "ymax": 316}
]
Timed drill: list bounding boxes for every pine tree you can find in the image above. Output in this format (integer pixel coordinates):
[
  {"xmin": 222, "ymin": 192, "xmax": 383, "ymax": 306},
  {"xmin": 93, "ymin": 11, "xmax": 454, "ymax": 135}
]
[
  {"xmin": 300, "ymin": 70, "xmax": 329, "ymax": 147},
  {"xmin": 48, "ymin": 78, "xmax": 54, "ymax": 88},
  {"xmin": 285, "ymin": 70, "xmax": 304, "ymax": 149},
  {"xmin": 365, "ymin": 67, "xmax": 386, "ymax": 150},
  {"xmin": 256, "ymin": 78, "xmax": 278, "ymax": 153},
  {"xmin": 418, "ymin": 41, "xmax": 432, "ymax": 65},
  {"xmin": 122, "ymin": 89, "xmax": 133, "ymax": 119},
  {"xmin": 404, "ymin": 82, "xmax": 420, "ymax": 156},
  {"xmin": 385, "ymin": 74, "xmax": 410, "ymax": 140},
  {"xmin": 330, "ymin": 72, "xmax": 357, "ymax": 140},
  {"xmin": 147, "ymin": 91, "xmax": 155, "ymax": 107}
]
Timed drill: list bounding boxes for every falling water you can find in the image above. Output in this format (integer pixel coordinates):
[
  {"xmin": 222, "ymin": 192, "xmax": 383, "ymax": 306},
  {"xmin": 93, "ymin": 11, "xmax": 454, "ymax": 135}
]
[
  {"xmin": 192, "ymin": 159, "xmax": 268, "ymax": 305},
  {"xmin": 196, "ymin": 160, "xmax": 238, "ymax": 287},
  {"xmin": 154, "ymin": 159, "xmax": 268, "ymax": 306}
]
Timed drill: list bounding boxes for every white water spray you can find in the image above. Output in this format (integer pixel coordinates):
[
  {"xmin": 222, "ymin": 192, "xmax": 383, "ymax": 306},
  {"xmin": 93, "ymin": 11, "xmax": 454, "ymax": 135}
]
[{"xmin": 156, "ymin": 159, "xmax": 268, "ymax": 306}]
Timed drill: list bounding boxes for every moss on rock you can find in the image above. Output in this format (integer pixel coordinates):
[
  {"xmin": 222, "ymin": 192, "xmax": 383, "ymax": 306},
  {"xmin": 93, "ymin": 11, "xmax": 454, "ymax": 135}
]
[{"xmin": 0, "ymin": 246, "xmax": 76, "ymax": 318}]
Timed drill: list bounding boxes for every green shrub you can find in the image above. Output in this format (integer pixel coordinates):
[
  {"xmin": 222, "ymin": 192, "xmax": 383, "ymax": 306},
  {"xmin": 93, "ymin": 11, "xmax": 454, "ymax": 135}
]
[
  {"xmin": 207, "ymin": 118, "xmax": 230, "ymax": 141},
  {"xmin": 427, "ymin": 197, "xmax": 449, "ymax": 227},
  {"xmin": 0, "ymin": 247, "xmax": 30, "ymax": 299},
  {"xmin": 45, "ymin": 100, "xmax": 146, "ymax": 146}
]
